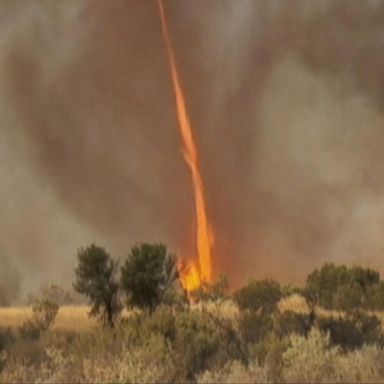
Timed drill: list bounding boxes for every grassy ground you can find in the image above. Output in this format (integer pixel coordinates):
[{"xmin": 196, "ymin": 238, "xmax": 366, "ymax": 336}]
[
  {"xmin": 0, "ymin": 305, "xmax": 148, "ymax": 330},
  {"xmin": 1, "ymin": 296, "xmax": 384, "ymax": 383},
  {"xmin": 0, "ymin": 305, "xmax": 93, "ymax": 330},
  {"xmin": 1, "ymin": 295, "xmax": 383, "ymax": 331},
  {"xmin": 0, "ymin": 296, "xmax": 302, "ymax": 330}
]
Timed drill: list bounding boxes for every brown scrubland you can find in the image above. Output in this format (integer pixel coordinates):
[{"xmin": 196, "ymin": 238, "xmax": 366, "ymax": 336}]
[
  {"xmin": 2, "ymin": 254, "xmax": 384, "ymax": 383},
  {"xmin": 1, "ymin": 292, "xmax": 384, "ymax": 383}
]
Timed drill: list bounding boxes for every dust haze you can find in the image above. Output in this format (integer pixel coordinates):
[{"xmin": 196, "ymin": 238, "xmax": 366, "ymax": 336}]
[{"xmin": 1, "ymin": 0, "xmax": 384, "ymax": 300}]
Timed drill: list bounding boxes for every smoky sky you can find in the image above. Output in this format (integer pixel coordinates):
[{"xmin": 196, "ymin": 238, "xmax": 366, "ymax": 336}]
[{"xmin": 1, "ymin": 0, "xmax": 384, "ymax": 299}]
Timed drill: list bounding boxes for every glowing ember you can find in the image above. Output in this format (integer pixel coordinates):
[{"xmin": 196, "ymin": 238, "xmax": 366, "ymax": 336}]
[{"xmin": 157, "ymin": 0, "xmax": 214, "ymax": 289}]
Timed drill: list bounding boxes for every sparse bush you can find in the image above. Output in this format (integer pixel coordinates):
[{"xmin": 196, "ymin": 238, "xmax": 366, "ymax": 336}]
[
  {"xmin": 27, "ymin": 284, "xmax": 73, "ymax": 306},
  {"xmin": 19, "ymin": 299, "xmax": 59, "ymax": 340},
  {"xmin": 74, "ymin": 244, "xmax": 121, "ymax": 327},
  {"xmin": 31, "ymin": 299, "xmax": 59, "ymax": 331}
]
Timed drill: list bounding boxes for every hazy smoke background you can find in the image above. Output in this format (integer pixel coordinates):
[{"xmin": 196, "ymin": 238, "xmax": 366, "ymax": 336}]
[{"xmin": 1, "ymin": 0, "xmax": 384, "ymax": 301}]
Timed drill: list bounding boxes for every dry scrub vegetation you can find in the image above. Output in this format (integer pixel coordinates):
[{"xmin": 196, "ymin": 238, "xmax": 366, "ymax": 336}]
[
  {"xmin": 1, "ymin": 297, "xmax": 384, "ymax": 383},
  {"xmin": 2, "ymin": 251, "xmax": 384, "ymax": 383}
]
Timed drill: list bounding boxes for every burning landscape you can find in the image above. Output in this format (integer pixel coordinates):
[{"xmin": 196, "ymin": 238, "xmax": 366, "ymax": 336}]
[
  {"xmin": 158, "ymin": 0, "xmax": 213, "ymax": 291},
  {"xmin": 2, "ymin": 1, "xmax": 384, "ymax": 382}
]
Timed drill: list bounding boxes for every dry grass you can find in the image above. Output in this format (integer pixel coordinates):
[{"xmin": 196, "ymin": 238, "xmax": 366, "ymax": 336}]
[
  {"xmin": 0, "ymin": 305, "xmax": 94, "ymax": 330},
  {"xmin": 0, "ymin": 305, "xmax": 137, "ymax": 331},
  {"xmin": 193, "ymin": 300, "xmax": 239, "ymax": 320},
  {"xmin": 53, "ymin": 305, "xmax": 96, "ymax": 330},
  {"xmin": 278, "ymin": 294, "xmax": 347, "ymax": 318},
  {"xmin": 0, "ymin": 306, "xmax": 33, "ymax": 328},
  {"xmin": 279, "ymin": 294, "xmax": 309, "ymax": 314},
  {"xmin": 1, "ymin": 296, "xmax": 383, "ymax": 332}
]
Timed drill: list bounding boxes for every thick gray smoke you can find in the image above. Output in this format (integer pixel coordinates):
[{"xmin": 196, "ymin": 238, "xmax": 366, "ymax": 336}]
[{"xmin": 1, "ymin": 0, "xmax": 384, "ymax": 300}]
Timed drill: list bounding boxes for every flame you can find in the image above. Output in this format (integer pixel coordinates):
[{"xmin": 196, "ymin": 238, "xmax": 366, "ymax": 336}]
[
  {"xmin": 157, "ymin": 0, "xmax": 214, "ymax": 288},
  {"xmin": 178, "ymin": 259, "xmax": 201, "ymax": 293}
]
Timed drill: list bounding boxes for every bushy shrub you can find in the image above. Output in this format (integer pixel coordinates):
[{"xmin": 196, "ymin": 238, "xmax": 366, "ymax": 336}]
[
  {"xmin": 120, "ymin": 306, "xmax": 246, "ymax": 381},
  {"xmin": 233, "ymin": 279, "xmax": 281, "ymax": 314},
  {"xmin": 198, "ymin": 330, "xmax": 384, "ymax": 384},
  {"xmin": 31, "ymin": 299, "xmax": 59, "ymax": 331},
  {"xmin": 334, "ymin": 344, "xmax": 384, "ymax": 382},
  {"xmin": 19, "ymin": 299, "xmax": 59, "ymax": 340},
  {"xmin": 281, "ymin": 328, "xmax": 384, "ymax": 383},
  {"xmin": 191, "ymin": 274, "xmax": 230, "ymax": 303},
  {"xmin": 305, "ymin": 263, "xmax": 381, "ymax": 312},
  {"xmin": 198, "ymin": 360, "xmax": 268, "ymax": 384},
  {"xmin": 80, "ymin": 333, "xmax": 176, "ymax": 383},
  {"xmin": 172, "ymin": 309, "xmax": 242, "ymax": 380},
  {"xmin": 0, "ymin": 333, "xmax": 176, "ymax": 383},
  {"xmin": 317, "ymin": 312, "xmax": 383, "ymax": 350},
  {"xmin": 234, "ymin": 280, "xmax": 284, "ymax": 348},
  {"xmin": 27, "ymin": 284, "xmax": 73, "ymax": 306},
  {"xmin": 275, "ymin": 310, "xmax": 311, "ymax": 338},
  {"xmin": 248, "ymin": 333, "xmax": 288, "ymax": 382},
  {"xmin": 366, "ymin": 281, "xmax": 384, "ymax": 310},
  {"xmin": 122, "ymin": 306, "xmax": 177, "ymax": 344},
  {"xmin": 282, "ymin": 328, "xmax": 339, "ymax": 382},
  {"xmin": 236, "ymin": 311, "xmax": 273, "ymax": 344}
]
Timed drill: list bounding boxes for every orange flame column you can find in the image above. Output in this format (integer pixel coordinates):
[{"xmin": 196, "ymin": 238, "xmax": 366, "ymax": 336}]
[{"xmin": 157, "ymin": 0, "xmax": 214, "ymax": 286}]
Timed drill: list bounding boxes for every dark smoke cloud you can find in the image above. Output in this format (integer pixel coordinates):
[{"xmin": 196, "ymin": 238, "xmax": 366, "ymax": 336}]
[{"xmin": 1, "ymin": 0, "xmax": 384, "ymax": 299}]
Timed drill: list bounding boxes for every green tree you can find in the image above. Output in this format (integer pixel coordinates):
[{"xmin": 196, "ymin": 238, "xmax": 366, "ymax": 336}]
[
  {"xmin": 73, "ymin": 244, "xmax": 121, "ymax": 327},
  {"xmin": 120, "ymin": 243, "xmax": 179, "ymax": 313}
]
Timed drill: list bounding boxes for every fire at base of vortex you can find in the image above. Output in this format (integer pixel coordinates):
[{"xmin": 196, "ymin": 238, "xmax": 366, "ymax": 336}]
[{"xmin": 157, "ymin": 0, "xmax": 214, "ymax": 291}]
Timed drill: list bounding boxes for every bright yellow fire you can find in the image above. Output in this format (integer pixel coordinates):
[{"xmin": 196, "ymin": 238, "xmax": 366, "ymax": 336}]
[
  {"xmin": 177, "ymin": 259, "xmax": 201, "ymax": 293},
  {"xmin": 157, "ymin": 0, "xmax": 214, "ymax": 290}
]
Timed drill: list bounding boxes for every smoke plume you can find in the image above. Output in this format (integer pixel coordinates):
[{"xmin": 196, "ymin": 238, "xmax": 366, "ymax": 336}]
[{"xmin": 1, "ymin": 0, "xmax": 384, "ymax": 299}]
